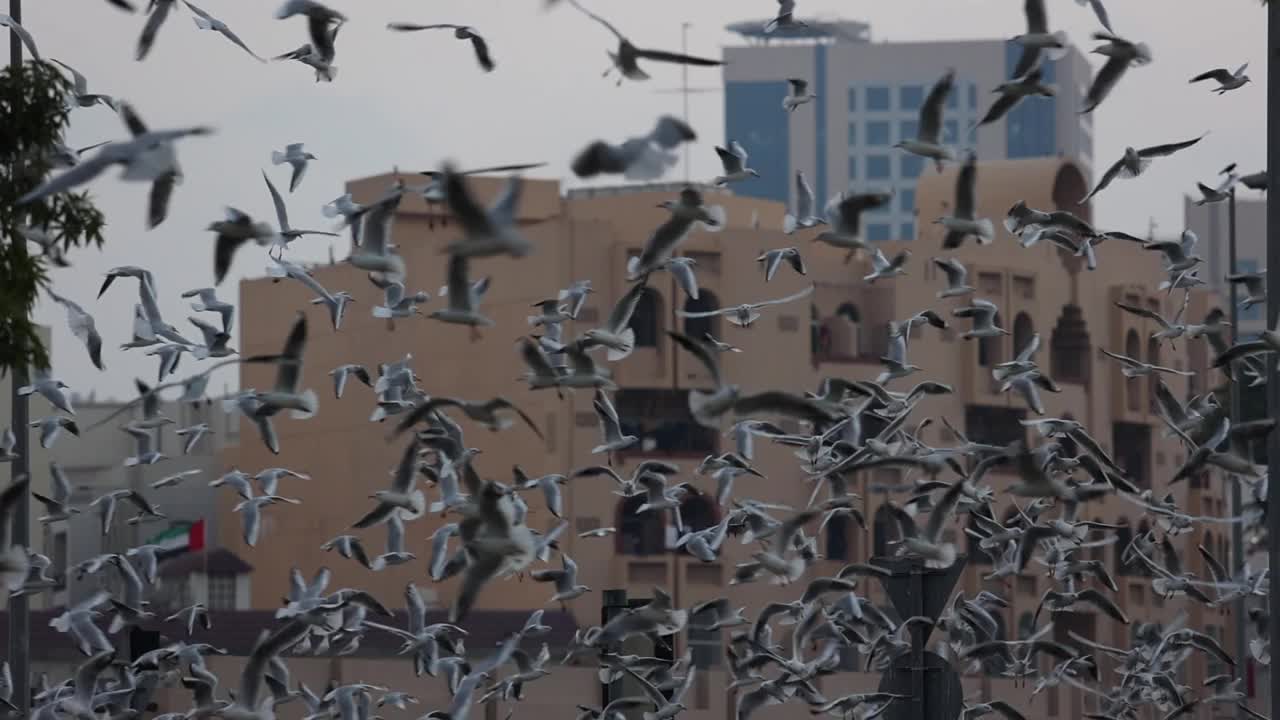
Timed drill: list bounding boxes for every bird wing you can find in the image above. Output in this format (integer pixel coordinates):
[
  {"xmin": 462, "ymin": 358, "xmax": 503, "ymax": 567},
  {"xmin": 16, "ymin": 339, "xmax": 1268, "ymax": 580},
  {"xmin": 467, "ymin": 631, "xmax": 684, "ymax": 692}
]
[
  {"xmin": 1114, "ymin": 301, "xmax": 1167, "ymax": 328},
  {"xmin": 1080, "ymin": 158, "xmax": 1125, "ymax": 203},
  {"xmin": 715, "ymin": 145, "xmax": 742, "ymax": 173},
  {"xmin": 633, "ymin": 47, "xmax": 724, "ymax": 67},
  {"xmin": 1024, "ymin": 0, "xmax": 1049, "ymax": 33},
  {"xmin": 607, "ymin": 280, "xmax": 649, "ymax": 334},
  {"xmin": 1083, "ymin": 55, "xmax": 1128, "ymax": 113},
  {"xmin": 750, "ymin": 284, "xmax": 815, "ymax": 309},
  {"xmin": 469, "ymin": 33, "xmax": 495, "ymax": 72},
  {"xmin": 918, "ymin": 69, "xmax": 955, "ymax": 143},
  {"xmin": 795, "ymin": 171, "xmax": 815, "ymax": 217},
  {"xmin": 1197, "ymin": 543, "xmax": 1229, "ymax": 586},
  {"xmin": 1077, "ymin": 588, "xmax": 1128, "ymax": 624},
  {"xmin": 386, "ymin": 22, "xmax": 462, "ymax": 31},
  {"xmin": 1190, "ymin": 68, "xmax": 1234, "ymax": 84},
  {"xmin": 667, "ymin": 331, "xmax": 724, "ymax": 387},
  {"xmin": 262, "ymin": 170, "xmax": 290, "ymax": 231},
  {"xmin": 136, "ymin": 0, "xmax": 175, "ymax": 60},
  {"xmin": 953, "ymin": 153, "xmax": 978, "ymax": 218},
  {"xmin": 566, "ymin": 0, "xmax": 626, "ymax": 41},
  {"xmin": 1139, "ymin": 134, "xmax": 1206, "ymax": 158},
  {"xmin": 787, "ymin": 77, "xmax": 808, "ymax": 94},
  {"xmin": 978, "ymin": 91, "xmax": 1021, "ymax": 127},
  {"xmin": 924, "ymin": 479, "xmax": 967, "ymax": 542}
]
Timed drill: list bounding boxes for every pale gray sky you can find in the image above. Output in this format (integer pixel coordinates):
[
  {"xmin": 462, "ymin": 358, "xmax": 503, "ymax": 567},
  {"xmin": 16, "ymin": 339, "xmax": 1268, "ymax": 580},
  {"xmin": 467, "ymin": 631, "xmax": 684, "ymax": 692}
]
[{"xmin": 9, "ymin": 0, "xmax": 1268, "ymax": 397}]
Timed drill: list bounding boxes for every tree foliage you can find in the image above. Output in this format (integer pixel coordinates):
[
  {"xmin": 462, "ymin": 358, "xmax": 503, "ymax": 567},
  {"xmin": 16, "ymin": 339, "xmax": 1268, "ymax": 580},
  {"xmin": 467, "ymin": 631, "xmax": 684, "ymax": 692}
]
[{"xmin": 0, "ymin": 61, "xmax": 107, "ymax": 376}]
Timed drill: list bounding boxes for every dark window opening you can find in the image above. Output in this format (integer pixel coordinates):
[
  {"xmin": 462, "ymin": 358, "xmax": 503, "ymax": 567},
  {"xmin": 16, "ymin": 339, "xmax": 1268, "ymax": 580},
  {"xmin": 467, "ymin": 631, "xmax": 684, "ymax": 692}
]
[
  {"xmin": 630, "ymin": 288, "xmax": 662, "ymax": 348},
  {"xmin": 965, "ymin": 405, "xmax": 1026, "ymax": 447},
  {"xmin": 617, "ymin": 494, "xmax": 667, "ymax": 556},
  {"xmin": 683, "ymin": 291, "xmax": 720, "ymax": 341},
  {"xmin": 616, "ymin": 389, "xmax": 717, "ymax": 456},
  {"xmin": 1112, "ymin": 421, "xmax": 1151, "ymax": 488}
]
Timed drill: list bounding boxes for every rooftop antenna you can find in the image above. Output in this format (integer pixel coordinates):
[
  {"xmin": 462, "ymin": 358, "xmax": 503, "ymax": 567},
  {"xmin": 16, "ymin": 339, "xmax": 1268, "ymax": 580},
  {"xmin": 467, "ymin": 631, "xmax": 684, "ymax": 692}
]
[{"xmin": 653, "ymin": 22, "xmax": 723, "ymax": 184}]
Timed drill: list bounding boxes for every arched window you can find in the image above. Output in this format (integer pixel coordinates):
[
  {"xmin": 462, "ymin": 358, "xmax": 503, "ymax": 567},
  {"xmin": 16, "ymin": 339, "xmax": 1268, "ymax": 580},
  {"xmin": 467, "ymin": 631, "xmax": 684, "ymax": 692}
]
[
  {"xmin": 617, "ymin": 494, "xmax": 666, "ymax": 556},
  {"xmin": 629, "ymin": 288, "xmax": 662, "ymax": 348},
  {"xmin": 1124, "ymin": 330, "xmax": 1141, "ymax": 411},
  {"xmin": 683, "ymin": 291, "xmax": 720, "ymax": 341},
  {"xmin": 968, "ymin": 516, "xmax": 992, "ymax": 565},
  {"xmin": 978, "ymin": 313, "xmax": 1003, "ymax": 367},
  {"xmin": 873, "ymin": 504, "xmax": 897, "ymax": 558},
  {"xmin": 1146, "ymin": 336, "xmax": 1160, "ymax": 412},
  {"xmin": 1013, "ymin": 312, "xmax": 1034, "ymax": 359},
  {"xmin": 830, "ymin": 302, "xmax": 863, "ymax": 359},
  {"xmin": 1049, "ymin": 305, "xmax": 1091, "ymax": 384},
  {"xmin": 680, "ymin": 491, "xmax": 718, "ymax": 535},
  {"xmin": 1114, "ymin": 518, "xmax": 1132, "ymax": 577},
  {"xmin": 826, "ymin": 513, "xmax": 850, "ymax": 562}
]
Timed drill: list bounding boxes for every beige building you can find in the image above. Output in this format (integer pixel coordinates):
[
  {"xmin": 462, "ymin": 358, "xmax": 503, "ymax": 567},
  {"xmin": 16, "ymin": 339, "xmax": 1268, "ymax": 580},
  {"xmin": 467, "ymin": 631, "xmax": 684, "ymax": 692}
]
[{"xmin": 198, "ymin": 157, "xmax": 1249, "ymax": 720}]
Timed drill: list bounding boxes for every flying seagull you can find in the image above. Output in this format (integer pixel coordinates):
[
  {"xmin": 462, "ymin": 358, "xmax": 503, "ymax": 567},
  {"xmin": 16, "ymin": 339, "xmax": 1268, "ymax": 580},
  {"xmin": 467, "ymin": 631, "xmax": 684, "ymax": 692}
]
[
  {"xmin": 1082, "ymin": 32, "xmax": 1151, "ymax": 114},
  {"xmin": 1010, "ymin": 0, "xmax": 1068, "ymax": 80},
  {"xmin": 783, "ymin": 78, "xmax": 816, "ymax": 112},
  {"xmin": 1190, "ymin": 63, "xmax": 1251, "ymax": 94},
  {"xmin": 572, "ymin": 115, "xmax": 696, "ymax": 181},
  {"xmin": 895, "ymin": 68, "xmax": 955, "ymax": 172},
  {"xmin": 0, "ymin": 14, "xmax": 40, "ymax": 60},
  {"xmin": 936, "ymin": 152, "xmax": 994, "ymax": 249},
  {"xmin": 387, "ymin": 23, "xmax": 495, "ymax": 72},
  {"xmin": 1081, "ymin": 134, "xmax": 1206, "ymax": 203},
  {"xmin": 183, "ymin": 0, "xmax": 265, "ymax": 61},
  {"xmin": 713, "ymin": 141, "xmax": 759, "ymax": 186},
  {"xmin": 272, "ymin": 143, "xmax": 316, "ymax": 193},
  {"xmin": 262, "ymin": 170, "xmax": 338, "ymax": 252},
  {"xmin": 567, "ymin": 0, "xmax": 723, "ymax": 84},
  {"xmin": 978, "ymin": 66, "xmax": 1054, "ymax": 127},
  {"xmin": 765, "ymin": 0, "xmax": 807, "ymax": 34}
]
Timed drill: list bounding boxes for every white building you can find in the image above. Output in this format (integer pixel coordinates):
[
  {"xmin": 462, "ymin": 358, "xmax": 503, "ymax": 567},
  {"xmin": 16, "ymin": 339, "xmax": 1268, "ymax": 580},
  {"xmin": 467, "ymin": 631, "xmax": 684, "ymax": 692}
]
[{"xmin": 721, "ymin": 18, "xmax": 1094, "ymax": 240}]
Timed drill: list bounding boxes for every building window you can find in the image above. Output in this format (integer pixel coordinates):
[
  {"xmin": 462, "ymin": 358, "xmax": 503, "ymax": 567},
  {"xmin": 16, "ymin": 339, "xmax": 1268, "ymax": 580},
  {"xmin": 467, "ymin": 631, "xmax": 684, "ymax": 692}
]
[
  {"xmin": 898, "ymin": 120, "xmax": 918, "ymax": 143},
  {"xmin": 899, "ymin": 85, "xmax": 924, "ymax": 112},
  {"xmin": 900, "ymin": 154, "xmax": 924, "ymax": 179},
  {"xmin": 867, "ymin": 120, "xmax": 891, "ymax": 146},
  {"xmin": 1013, "ymin": 313, "xmax": 1034, "ymax": 358},
  {"xmin": 866, "ymin": 86, "xmax": 891, "ymax": 111},
  {"xmin": 1113, "ymin": 422, "xmax": 1151, "ymax": 488},
  {"xmin": 680, "ymin": 492, "xmax": 718, "ymax": 536},
  {"xmin": 683, "ymin": 291, "xmax": 720, "ymax": 340},
  {"xmin": 867, "ymin": 223, "xmax": 891, "ymax": 242},
  {"xmin": 873, "ymin": 504, "xmax": 898, "ymax": 558},
  {"xmin": 867, "ymin": 155, "xmax": 891, "ymax": 179},
  {"xmin": 616, "ymin": 389, "xmax": 717, "ymax": 455},
  {"xmin": 630, "ymin": 288, "xmax": 662, "ymax": 349},
  {"xmin": 847, "ymin": 87, "xmax": 857, "ymax": 112},
  {"xmin": 688, "ymin": 620, "xmax": 721, "ymax": 668},
  {"xmin": 978, "ymin": 312, "xmax": 1004, "ymax": 366},
  {"xmin": 208, "ymin": 574, "xmax": 236, "ymax": 610},
  {"xmin": 847, "ymin": 123, "xmax": 857, "ymax": 146},
  {"xmin": 965, "ymin": 404, "xmax": 1026, "ymax": 446},
  {"xmin": 899, "ymin": 189, "xmax": 916, "ymax": 214},
  {"xmin": 900, "ymin": 222, "xmax": 915, "ymax": 241},
  {"xmin": 826, "ymin": 513, "xmax": 850, "ymax": 561},
  {"xmin": 847, "ymin": 156, "xmax": 857, "ymax": 180},
  {"xmin": 617, "ymin": 494, "xmax": 667, "ymax": 555}
]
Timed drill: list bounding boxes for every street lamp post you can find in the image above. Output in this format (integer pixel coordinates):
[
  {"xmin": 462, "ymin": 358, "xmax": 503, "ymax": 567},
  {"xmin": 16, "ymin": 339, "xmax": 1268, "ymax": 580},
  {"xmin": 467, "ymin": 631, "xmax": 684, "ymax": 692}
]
[
  {"xmin": 1267, "ymin": 6, "xmax": 1280, "ymax": 720},
  {"xmin": 7, "ymin": 0, "xmax": 32, "ymax": 714}
]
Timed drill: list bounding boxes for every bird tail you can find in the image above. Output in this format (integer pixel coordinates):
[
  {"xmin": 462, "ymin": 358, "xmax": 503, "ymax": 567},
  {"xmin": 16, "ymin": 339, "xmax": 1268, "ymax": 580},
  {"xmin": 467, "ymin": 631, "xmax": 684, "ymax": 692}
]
[
  {"xmin": 783, "ymin": 213, "xmax": 799, "ymax": 235},
  {"xmin": 372, "ymin": 305, "xmax": 394, "ymax": 319},
  {"xmin": 974, "ymin": 218, "xmax": 995, "ymax": 244},
  {"xmin": 605, "ymin": 328, "xmax": 635, "ymax": 362},
  {"xmin": 288, "ymin": 389, "xmax": 319, "ymax": 420},
  {"xmin": 271, "ymin": 150, "xmax": 287, "ymax": 165}
]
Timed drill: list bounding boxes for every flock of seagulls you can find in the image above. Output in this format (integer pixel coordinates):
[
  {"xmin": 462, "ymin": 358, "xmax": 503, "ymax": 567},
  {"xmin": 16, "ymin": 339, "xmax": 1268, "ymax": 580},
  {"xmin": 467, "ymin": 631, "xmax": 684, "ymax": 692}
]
[{"xmin": 0, "ymin": 0, "xmax": 1272, "ymax": 719}]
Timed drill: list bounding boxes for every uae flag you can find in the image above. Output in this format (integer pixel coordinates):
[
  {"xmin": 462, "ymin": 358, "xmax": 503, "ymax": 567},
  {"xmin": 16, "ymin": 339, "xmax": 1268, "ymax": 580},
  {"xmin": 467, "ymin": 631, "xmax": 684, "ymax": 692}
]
[{"xmin": 146, "ymin": 519, "xmax": 206, "ymax": 557}]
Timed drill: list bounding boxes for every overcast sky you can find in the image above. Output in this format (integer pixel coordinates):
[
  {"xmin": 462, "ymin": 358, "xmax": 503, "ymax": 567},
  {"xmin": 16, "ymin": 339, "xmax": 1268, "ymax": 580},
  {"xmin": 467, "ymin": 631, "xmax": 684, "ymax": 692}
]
[{"xmin": 8, "ymin": 0, "xmax": 1268, "ymax": 398}]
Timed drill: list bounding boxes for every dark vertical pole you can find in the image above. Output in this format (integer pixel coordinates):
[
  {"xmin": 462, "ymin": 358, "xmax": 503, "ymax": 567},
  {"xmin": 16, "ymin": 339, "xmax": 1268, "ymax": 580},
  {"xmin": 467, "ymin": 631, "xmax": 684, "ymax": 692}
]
[
  {"xmin": 910, "ymin": 561, "xmax": 924, "ymax": 719},
  {"xmin": 1268, "ymin": 5, "xmax": 1280, "ymax": 720},
  {"xmin": 1227, "ymin": 188, "xmax": 1249, "ymax": 718},
  {"xmin": 601, "ymin": 589, "xmax": 627, "ymax": 707},
  {"xmin": 7, "ymin": 0, "xmax": 31, "ymax": 715}
]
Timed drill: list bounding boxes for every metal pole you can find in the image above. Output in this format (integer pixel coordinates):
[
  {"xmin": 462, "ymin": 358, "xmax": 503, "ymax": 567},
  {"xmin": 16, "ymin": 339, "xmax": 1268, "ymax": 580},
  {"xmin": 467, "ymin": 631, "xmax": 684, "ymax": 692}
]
[
  {"xmin": 1267, "ymin": 5, "xmax": 1280, "ymax": 720},
  {"xmin": 1227, "ymin": 188, "xmax": 1249, "ymax": 719},
  {"xmin": 7, "ymin": 0, "xmax": 31, "ymax": 713},
  {"xmin": 681, "ymin": 22, "xmax": 691, "ymax": 184}
]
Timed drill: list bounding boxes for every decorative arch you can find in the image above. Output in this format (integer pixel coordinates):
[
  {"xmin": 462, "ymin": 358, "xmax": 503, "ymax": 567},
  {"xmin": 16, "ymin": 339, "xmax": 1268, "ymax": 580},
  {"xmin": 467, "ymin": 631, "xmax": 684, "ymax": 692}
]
[
  {"xmin": 683, "ymin": 291, "xmax": 720, "ymax": 341},
  {"xmin": 1146, "ymin": 336, "xmax": 1161, "ymax": 412},
  {"xmin": 978, "ymin": 313, "xmax": 1004, "ymax": 367},
  {"xmin": 1053, "ymin": 163, "xmax": 1091, "ymax": 223},
  {"xmin": 825, "ymin": 513, "xmax": 850, "ymax": 562},
  {"xmin": 1050, "ymin": 305, "xmax": 1091, "ymax": 384},
  {"xmin": 828, "ymin": 302, "xmax": 864, "ymax": 359},
  {"xmin": 680, "ymin": 491, "xmax": 719, "ymax": 535},
  {"xmin": 1125, "ymin": 330, "xmax": 1141, "ymax": 411},
  {"xmin": 616, "ymin": 494, "xmax": 666, "ymax": 556},
  {"xmin": 630, "ymin": 288, "xmax": 663, "ymax": 349},
  {"xmin": 1013, "ymin": 312, "xmax": 1034, "ymax": 358}
]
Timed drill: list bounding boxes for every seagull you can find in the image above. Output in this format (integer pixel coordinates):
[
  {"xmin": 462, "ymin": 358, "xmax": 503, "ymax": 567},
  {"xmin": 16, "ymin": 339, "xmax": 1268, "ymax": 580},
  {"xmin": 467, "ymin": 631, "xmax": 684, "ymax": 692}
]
[
  {"xmin": 1194, "ymin": 172, "xmax": 1239, "ymax": 205},
  {"xmin": 937, "ymin": 153, "xmax": 994, "ymax": 248},
  {"xmin": 626, "ymin": 189, "xmax": 723, "ymax": 279},
  {"xmin": 1101, "ymin": 348, "xmax": 1194, "ymax": 378},
  {"xmin": 864, "ymin": 248, "xmax": 911, "ymax": 283},
  {"xmin": 1190, "ymin": 63, "xmax": 1251, "ymax": 94},
  {"xmin": 0, "ymin": 14, "xmax": 40, "ymax": 60},
  {"xmin": 181, "ymin": 287, "xmax": 235, "ymax": 332},
  {"xmin": 165, "ymin": 603, "xmax": 211, "ymax": 635},
  {"xmin": 430, "ymin": 254, "xmax": 494, "ymax": 338},
  {"xmin": 173, "ymin": 424, "xmax": 212, "ymax": 454},
  {"xmin": 262, "ymin": 170, "xmax": 338, "ymax": 251},
  {"xmin": 32, "ymin": 463, "xmax": 79, "ymax": 524},
  {"xmin": 182, "ymin": 0, "xmax": 265, "ymax": 61},
  {"xmin": 46, "ymin": 290, "xmax": 104, "ymax": 371},
  {"xmin": 1076, "ymin": 0, "xmax": 1114, "ymax": 32},
  {"xmin": 894, "ymin": 69, "xmax": 955, "ymax": 172},
  {"xmin": 135, "ymin": 0, "xmax": 179, "ymax": 61},
  {"xmin": 189, "ymin": 316, "xmax": 235, "ymax": 359},
  {"xmin": 814, "ymin": 189, "xmax": 894, "ymax": 259},
  {"xmin": 765, "ymin": 0, "xmax": 807, "ymax": 33},
  {"xmin": 18, "ymin": 370, "xmax": 74, "ymax": 415},
  {"xmin": 234, "ymin": 495, "xmax": 300, "ymax": 547},
  {"xmin": 783, "ymin": 171, "xmax": 824, "ymax": 234},
  {"xmin": 208, "ymin": 207, "xmax": 278, "ymax": 284},
  {"xmin": 575, "ymin": 280, "xmax": 649, "ymax": 361},
  {"xmin": 395, "ymin": 396, "xmax": 543, "ymax": 439},
  {"xmin": 572, "ymin": 115, "xmax": 697, "ymax": 180},
  {"xmin": 1226, "ymin": 269, "xmax": 1267, "ymax": 310},
  {"xmin": 756, "ymin": 248, "xmax": 806, "ymax": 282},
  {"xmin": 1143, "ymin": 230, "xmax": 1203, "ymax": 274},
  {"xmin": 330, "ymin": 364, "xmax": 372, "ymax": 399},
  {"xmin": 677, "ymin": 285, "xmax": 815, "ymax": 329},
  {"xmin": 354, "ymin": 438, "xmax": 426, "ymax": 528},
  {"xmin": 387, "ymin": 23, "xmax": 495, "ymax": 72},
  {"xmin": 1011, "ymin": 0, "xmax": 1068, "ymax": 79},
  {"xmin": 273, "ymin": 17, "xmax": 343, "ymax": 82},
  {"xmin": 275, "ymin": 0, "xmax": 346, "ymax": 68},
  {"xmin": 31, "ymin": 416, "xmax": 79, "ymax": 449},
  {"xmin": 953, "ymin": 299, "xmax": 1008, "ymax": 339},
  {"xmin": 268, "ymin": 256, "xmax": 353, "ymax": 331},
  {"xmin": 322, "ymin": 534, "xmax": 373, "ymax": 570},
  {"xmin": 252, "ymin": 311, "xmax": 319, "ymax": 420},
  {"xmin": 442, "ymin": 166, "xmax": 531, "ymax": 259},
  {"xmin": 713, "ymin": 141, "xmax": 759, "ymax": 186},
  {"xmin": 271, "ymin": 143, "xmax": 316, "ymax": 192},
  {"xmin": 978, "ymin": 66, "xmax": 1055, "ymax": 127},
  {"xmin": 531, "ymin": 554, "xmax": 590, "ymax": 603},
  {"xmin": 567, "ymin": 0, "xmax": 723, "ymax": 84},
  {"xmin": 48, "ymin": 59, "xmax": 117, "ymax": 111},
  {"xmin": 591, "ymin": 388, "xmax": 638, "ymax": 457},
  {"xmin": 783, "ymin": 78, "xmax": 817, "ymax": 111},
  {"xmin": 1083, "ymin": 32, "xmax": 1152, "ymax": 114},
  {"xmin": 0, "ymin": 429, "xmax": 16, "ymax": 462},
  {"xmin": 933, "ymin": 257, "xmax": 975, "ymax": 298},
  {"xmin": 1114, "ymin": 294, "xmax": 1191, "ymax": 344},
  {"xmin": 1081, "ymin": 134, "xmax": 1206, "ymax": 203}
]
